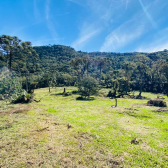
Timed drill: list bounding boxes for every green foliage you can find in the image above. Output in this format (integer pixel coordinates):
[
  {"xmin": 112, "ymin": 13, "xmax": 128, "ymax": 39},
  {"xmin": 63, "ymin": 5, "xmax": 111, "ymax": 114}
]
[
  {"xmin": 78, "ymin": 76, "xmax": 99, "ymax": 98},
  {"xmin": 1, "ymin": 37, "xmax": 168, "ymax": 95},
  {"xmin": 0, "ymin": 35, "xmax": 38, "ymax": 72},
  {"xmin": 0, "ymin": 66, "xmax": 34, "ymax": 103}
]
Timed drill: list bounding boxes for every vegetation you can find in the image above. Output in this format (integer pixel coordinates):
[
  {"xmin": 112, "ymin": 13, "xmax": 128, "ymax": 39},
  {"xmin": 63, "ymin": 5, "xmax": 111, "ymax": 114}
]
[
  {"xmin": 78, "ymin": 76, "xmax": 99, "ymax": 98},
  {"xmin": 1, "ymin": 34, "xmax": 168, "ymax": 167},
  {"xmin": 1, "ymin": 37, "xmax": 168, "ymax": 96},
  {"xmin": 0, "ymin": 87, "xmax": 168, "ymax": 167}
]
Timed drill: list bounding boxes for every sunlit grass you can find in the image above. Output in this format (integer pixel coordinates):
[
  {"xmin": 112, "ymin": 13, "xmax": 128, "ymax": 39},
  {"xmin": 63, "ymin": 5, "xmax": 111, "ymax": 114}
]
[{"xmin": 0, "ymin": 87, "xmax": 168, "ymax": 167}]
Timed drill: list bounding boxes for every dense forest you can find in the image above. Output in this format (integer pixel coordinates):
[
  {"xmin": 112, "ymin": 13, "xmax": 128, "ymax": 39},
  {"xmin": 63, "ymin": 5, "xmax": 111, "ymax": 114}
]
[{"xmin": 1, "ymin": 35, "xmax": 168, "ymax": 101}]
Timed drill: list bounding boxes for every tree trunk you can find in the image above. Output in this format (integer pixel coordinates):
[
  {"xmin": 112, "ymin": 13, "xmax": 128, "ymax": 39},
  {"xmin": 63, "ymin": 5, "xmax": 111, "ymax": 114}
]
[
  {"xmin": 26, "ymin": 71, "xmax": 28, "ymax": 92},
  {"xmin": 63, "ymin": 88, "xmax": 66, "ymax": 93},
  {"xmin": 115, "ymin": 98, "xmax": 117, "ymax": 107},
  {"xmin": 139, "ymin": 84, "xmax": 142, "ymax": 97},
  {"xmin": 99, "ymin": 67, "xmax": 102, "ymax": 83},
  {"xmin": 139, "ymin": 77, "xmax": 143, "ymax": 97},
  {"xmin": 126, "ymin": 78, "xmax": 128, "ymax": 94},
  {"xmin": 48, "ymin": 80, "xmax": 51, "ymax": 92},
  {"xmin": 9, "ymin": 51, "xmax": 12, "ymax": 69}
]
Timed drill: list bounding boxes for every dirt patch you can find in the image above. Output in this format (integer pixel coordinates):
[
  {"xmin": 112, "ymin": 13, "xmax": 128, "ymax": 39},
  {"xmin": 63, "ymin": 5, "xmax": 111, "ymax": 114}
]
[
  {"xmin": 0, "ymin": 106, "xmax": 31, "ymax": 116},
  {"xmin": 141, "ymin": 141, "xmax": 157, "ymax": 152},
  {"xmin": 74, "ymin": 132, "xmax": 95, "ymax": 140}
]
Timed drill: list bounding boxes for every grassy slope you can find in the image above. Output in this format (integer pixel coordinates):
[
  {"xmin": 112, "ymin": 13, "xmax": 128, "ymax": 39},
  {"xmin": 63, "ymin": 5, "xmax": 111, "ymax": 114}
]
[{"xmin": 0, "ymin": 87, "xmax": 168, "ymax": 168}]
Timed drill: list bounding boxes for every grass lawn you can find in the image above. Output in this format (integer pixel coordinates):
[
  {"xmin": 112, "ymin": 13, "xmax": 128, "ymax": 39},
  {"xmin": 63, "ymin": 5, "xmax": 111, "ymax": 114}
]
[{"xmin": 0, "ymin": 87, "xmax": 168, "ymax": 168}]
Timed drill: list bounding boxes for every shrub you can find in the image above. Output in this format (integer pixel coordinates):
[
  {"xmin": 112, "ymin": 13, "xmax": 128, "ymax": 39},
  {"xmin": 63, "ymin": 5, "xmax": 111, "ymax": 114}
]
[
  {"xmin": 78, "ymin": 76, "xmax": 99, "ymax": 98},
  {"xmin": 147, "ymin": 99, "xmax": 167, "ymax": 107}
]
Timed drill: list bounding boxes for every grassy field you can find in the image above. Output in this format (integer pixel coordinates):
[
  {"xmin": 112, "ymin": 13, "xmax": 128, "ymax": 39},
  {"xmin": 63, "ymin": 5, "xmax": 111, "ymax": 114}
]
[{"xmin": 0, "ymin": 87, "xmax": 168, "ymax": 168}]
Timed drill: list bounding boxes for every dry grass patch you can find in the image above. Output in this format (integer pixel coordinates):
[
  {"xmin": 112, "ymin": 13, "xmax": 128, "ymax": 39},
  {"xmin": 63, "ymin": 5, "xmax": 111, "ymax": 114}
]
[
  {"xmin": 0, "ymin": 105, "xmax": 31, "ymax": 116},
  {"xmin": 0, "ymin": 108, "xmax": 122, "ymax": 168}
]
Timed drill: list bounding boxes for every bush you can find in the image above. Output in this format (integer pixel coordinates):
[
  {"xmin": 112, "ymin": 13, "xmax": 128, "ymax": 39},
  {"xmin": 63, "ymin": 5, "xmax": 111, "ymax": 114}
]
[
  {"xmin": 147, "ymin": 99, "xmax": 167, "ymax": 107},
  {"xmin": 78, "ymin": 76, "xmax": 99, "ymax": 98},
  {"xmin": 11, "ymin": 92, "xmax": 34, "ymax": 104}
]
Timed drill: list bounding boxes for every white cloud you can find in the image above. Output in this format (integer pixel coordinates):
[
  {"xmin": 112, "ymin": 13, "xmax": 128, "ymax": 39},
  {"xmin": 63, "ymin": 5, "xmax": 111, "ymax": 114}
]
[
  {"xmin": 125, "ymin": 0, "xmax": 130, "ymax": 9},
  {"xmin": 67, "ymin": 0, "xmax": 86, "ymax": 7},
  {"xmin": 45, "ymin": 0, "xmax": 50, "ymax": 20},
  {"xmin": 87, "ymin": 0, "xmax": 127, "ymax": 23},
  {"xmin": 33, "ymin": 0, "xmax": 41, "ymax": 21},
  {"xmin": 45, "ymin": 0, "xmax": 58, "ymax": 41},
  {"xmin": 100, "ymin": 17, "xmax": 146, "ymax": 52},
  {"xmin": 71, "ymin": 0, "xmax": 128, "ymax": 50},
  {"xmin": 139, "ymin": 0, "xmax": 157, "ymax": 29},
  {"xmin": 72, "ymin": 28, "xmax": 102, "ymax": 49},
  {"xmin": 137, "ymin": 27, "xmax": 168, "ymax": 52}
]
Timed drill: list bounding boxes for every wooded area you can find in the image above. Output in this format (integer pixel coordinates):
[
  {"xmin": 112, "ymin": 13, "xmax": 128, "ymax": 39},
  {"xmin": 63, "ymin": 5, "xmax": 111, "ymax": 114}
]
[{"xmin": 1, "ymin": 35, "xmax": 168, "ymax": 102}]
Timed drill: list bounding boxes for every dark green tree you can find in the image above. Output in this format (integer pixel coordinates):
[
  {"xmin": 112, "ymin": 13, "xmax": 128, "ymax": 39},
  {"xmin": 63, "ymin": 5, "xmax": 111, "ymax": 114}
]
[{"xmin": 78, "ymin": 76, "xmax": 99, "ymax": 98}]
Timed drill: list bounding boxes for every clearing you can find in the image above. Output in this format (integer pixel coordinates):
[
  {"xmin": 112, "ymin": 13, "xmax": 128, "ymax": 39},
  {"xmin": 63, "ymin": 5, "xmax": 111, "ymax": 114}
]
[{"xmin": 0, "ymin": 87, "xmax": 168, "ymax": 168}]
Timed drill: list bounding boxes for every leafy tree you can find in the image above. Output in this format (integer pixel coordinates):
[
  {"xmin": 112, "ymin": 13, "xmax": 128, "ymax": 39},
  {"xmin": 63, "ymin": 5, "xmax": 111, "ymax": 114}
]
[
  {"xmin": 96, "ymin": 57, "xmax": 106, "ymax": 83},
  {"xmin": 0, "ymin": 35, "xmax": 22, "ymax": 69},
  {"xmin": 0, "ymin": 67, "xmax": 28, "ymax": 103},
  {"xmin": 134, "ymin": 55, "xmax": 150, "ymax": 97},
  {"xmin": 71, "ymin": 55, "xmax": 91, "ymax": 81},
  {"xmin": 0, "ymin": 35, "xmax": 38, "ymax": 92},
  {"xmin": 78, "ymin": 76, "xmax": 99, "ymax": 98}
]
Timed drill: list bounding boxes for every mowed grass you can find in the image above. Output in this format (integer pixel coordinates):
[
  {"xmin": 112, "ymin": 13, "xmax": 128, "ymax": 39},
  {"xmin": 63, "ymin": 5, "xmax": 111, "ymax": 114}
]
[{"xmin": 0, "ymin": 87, "xmax": 168, "ymax": 168}]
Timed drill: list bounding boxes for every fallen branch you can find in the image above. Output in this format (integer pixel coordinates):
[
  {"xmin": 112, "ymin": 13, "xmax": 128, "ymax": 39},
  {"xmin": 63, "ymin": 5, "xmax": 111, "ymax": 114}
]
[
  {"xmin": 36, "ymin": 127, "xmax": 49, "ymax": 132},
  {"xmin": 33, "ymin": 99, "xmax": 41, "ymax": 102}
]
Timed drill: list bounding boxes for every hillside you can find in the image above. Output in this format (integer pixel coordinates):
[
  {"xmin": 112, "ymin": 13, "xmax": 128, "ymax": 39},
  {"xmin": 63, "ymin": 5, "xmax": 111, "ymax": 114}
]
[{"xmin": 1, "ymin": 44, "xmax": 168, "ymax": 94}]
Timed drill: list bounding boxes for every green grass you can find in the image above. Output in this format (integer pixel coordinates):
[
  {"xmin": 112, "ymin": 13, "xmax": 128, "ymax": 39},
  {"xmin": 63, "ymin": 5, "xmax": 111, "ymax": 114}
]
[{"xmin": 0, "ymin": 87, "xmax": 168, "ymax": 167}]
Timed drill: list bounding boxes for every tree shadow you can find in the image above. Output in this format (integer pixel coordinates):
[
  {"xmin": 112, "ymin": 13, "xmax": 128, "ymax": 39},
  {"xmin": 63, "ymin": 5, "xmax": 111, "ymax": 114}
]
[
  {"xmin": 71, "ymin": 90, "xmax": 79, "ymax": 94},
  {"xmin": 151, "ymin": 108, "xmax": 168, "ymax": 113},
  {"xmin": 50, "ymin": 93, "xmax": 63, "ymax": 96},
  {"xmin": 119, "ymin": 110, "xmax": 152, "ymax": 119},
  {"xmin": 126, "ymin": 111, "xmax": 152, "ymax": 119},
  {"xmin": 76, "ymin": 97, "xmax": 95, "ymax": 101}
]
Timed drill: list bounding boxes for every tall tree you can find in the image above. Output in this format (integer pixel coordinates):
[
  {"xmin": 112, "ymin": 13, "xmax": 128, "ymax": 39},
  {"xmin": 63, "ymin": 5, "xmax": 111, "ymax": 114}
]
[
  {"xmin": 0, "ymin": 35, "xmax": 22, "ymax": 69},
  {"xmin": 96, "ymin": 57, "xmax": 106, "ymax": 83},
  {"xmin": 0, "ymin": 35, "xmax": 38, "ymax": 72},
  {"xmin": 0, "ymin": 35, "xmax": 38, "ymax": 92},
  {"xmin": 134, "ymin": 55, "xmax": 149, "ymax": 97}
]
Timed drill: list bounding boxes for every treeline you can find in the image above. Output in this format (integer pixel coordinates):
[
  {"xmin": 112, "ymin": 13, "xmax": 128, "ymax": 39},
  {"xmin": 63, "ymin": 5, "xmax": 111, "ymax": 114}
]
[
  {"xmin": 1, "ymin": 35, "xmax": 168, "ymax": 97},
  {"xmin": 33, "ymin": 45, "xmax": 168, "ymax": 96}
]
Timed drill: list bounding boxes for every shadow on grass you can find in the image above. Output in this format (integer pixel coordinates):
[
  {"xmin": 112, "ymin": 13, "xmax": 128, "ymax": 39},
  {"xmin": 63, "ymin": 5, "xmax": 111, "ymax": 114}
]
[
  {"xmin": 51, "ymin": 90, "xmax": 79, "ymax": 96},
  {"xmin": 119, "ymin": 110, "xmax": 152, "ymax": 119},
  {"xmin": 76, "ymin": 97, "xmax": 95, "ymax": 101},
  {"xmin": 50, "ymin": 93, "xmax": 63, "ymax": 96},
  {"xmin": 71, "ymin": 90, "xmax": 79, "ymax": 94},
  {"xmin": 151, "ymin": 108, "xmax": 168, "ymax": 113},
  {"xmin": 51, "ymin": 92, "xmax": 72, "ymax": 97}
]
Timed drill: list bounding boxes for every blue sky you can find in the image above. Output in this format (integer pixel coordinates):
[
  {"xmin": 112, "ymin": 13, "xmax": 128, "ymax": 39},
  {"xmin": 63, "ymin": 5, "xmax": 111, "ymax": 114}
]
[{"xmin": 0, "ymin": 0, "xmax": 168, "ymax": 52}]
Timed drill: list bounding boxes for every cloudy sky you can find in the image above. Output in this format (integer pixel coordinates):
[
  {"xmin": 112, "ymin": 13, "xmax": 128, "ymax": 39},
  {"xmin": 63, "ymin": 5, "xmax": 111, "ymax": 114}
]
[{"xmin": 0, "ymin": 0, "xmax": 168, "ymax": 52}]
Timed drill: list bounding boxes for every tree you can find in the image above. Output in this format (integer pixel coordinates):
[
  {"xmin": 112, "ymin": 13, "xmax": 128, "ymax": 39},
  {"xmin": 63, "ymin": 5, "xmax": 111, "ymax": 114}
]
[
  {"xmin": 121, "ymin": 62, "xmax": 135, "ymax": 94},
  {"xmin": 0, "ymin": 67, "xmax": 28, "ymax": 103},
  {"xmin": 134, "ymin": 55, "xmax": 150, "ymax": 97},
  {"xmin": 0, "ymin": 35, "xmax": 38, "ymax": 93},
  {"xmin": 161, "ymin": 60, "xmax": 168, "ymax": 96},
  {"xmin": 96, "ymin": 57, "xmax": 106, "ymax": 83},
  {"xmin": 0, "ymin": 35, "xmax": 21, "ymax": 69},
  {"xmin": 78, "ymin": 76, "xmax": 99, "ymax": 98},
  {"xmin": 0, "ymin": 35, "xmax": 38, "ymax": 71},
  {"xmin": 71, "ymin": 55, "xmax": 91, "ymax": 81}
]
